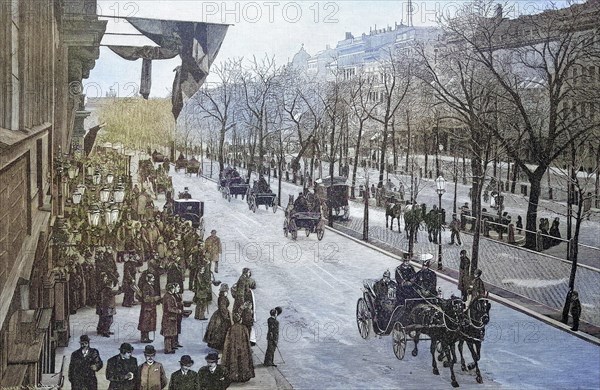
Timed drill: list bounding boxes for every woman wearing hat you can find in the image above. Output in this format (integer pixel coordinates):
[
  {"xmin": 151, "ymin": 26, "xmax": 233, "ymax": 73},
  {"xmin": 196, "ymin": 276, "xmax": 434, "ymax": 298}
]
[
  {"xmin": 204, "ymin": 284, "xmax": 232, "ymax": 350},
  {"xmin": 138, "ymin": 345, "xmax": 167, "ymax": 390},
  {"xmin": 222, "ymin": 312, "xmax": 255, "ymax": 383},
  {"xmin": 168, "ymin": 355, "xmax": 197, "ymax": 390}
]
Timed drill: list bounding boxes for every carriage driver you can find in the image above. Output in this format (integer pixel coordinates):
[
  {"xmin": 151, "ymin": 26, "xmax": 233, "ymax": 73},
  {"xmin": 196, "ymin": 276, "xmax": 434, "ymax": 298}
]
[
  {"xmin": 395, "ymin": 258, "xmax": 418, "ymax": 306},
  {"xmin": 413, "ymin": 259, "xmax": 437, "ymax": 297},
  {"xmin": 257, "ymin": 175, "xmax": 270, "ymax": 193},
  {"xmin": 293, "ymin": 192, "xmax": 309, "ymax": 213},
  {"xmin": 373, "ymin": 270, "xmax": 397, "ymax": 325}
]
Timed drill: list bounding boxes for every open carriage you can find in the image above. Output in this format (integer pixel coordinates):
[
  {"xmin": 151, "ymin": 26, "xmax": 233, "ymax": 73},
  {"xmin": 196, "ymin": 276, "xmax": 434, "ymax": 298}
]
[
  {"xmin": 283, "ymin": 211, "xmax": 324, "ymax": 240},
  {"xmin": 246, "ymin": 188, "xmax": 278, "ymax": 213},
  {"xmin": 218, "ymin": 169, "xmax": 250, "ymax": 202},
  {"xmin": 315, "ymin": 176, "xmax": 350, "ymax": 220}
]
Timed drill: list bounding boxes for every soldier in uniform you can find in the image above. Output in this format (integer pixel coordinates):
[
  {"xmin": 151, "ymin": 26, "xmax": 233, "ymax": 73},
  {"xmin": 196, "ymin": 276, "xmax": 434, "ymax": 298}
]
[
  {"xmin": 169, "ymin": 355, "xmax": 197, "ymax": 390},
  {"xmin": 205, "ymin": 229, "xmax": 222, "ymax": 273},
  {"xmin": 106, "ymin": 343, "xmax": 138, "ymax": 390},
  {"xmin": 413, "ymin": 259, "xmax": 437, "ymax": 297}
]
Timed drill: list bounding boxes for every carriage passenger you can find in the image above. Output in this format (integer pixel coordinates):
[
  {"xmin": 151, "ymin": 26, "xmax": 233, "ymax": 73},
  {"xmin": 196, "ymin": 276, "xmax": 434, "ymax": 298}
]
[
  {"xmin": 257, "ymin": 175, "xmax": 270, "ymax": 193},
  {"xmin": 373, "ymin": 270, "xmax": 397, "ymax": 325},
  {"xmin": 395, "ymin": 258, "xmax": 418, "ymax": 306},
  {"xmin": 293, "ymin": 192, "xmax": 309, "ymax": 213},
  {"xmin": 413, "ymin": 259, "xmax": 437, "ymax": 297}
]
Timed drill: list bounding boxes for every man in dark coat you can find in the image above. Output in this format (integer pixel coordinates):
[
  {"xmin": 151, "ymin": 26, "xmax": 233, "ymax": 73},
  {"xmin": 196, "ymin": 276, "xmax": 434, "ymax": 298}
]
[
  {"xmin": 161, "ymin": 283, "xmax": 181, "ymax": 354},
  {"xmin": 96, "ymin": 273, "xmax": 122, "ymax": 337},
  {"xmin": 413, "ymin": 259, "xmax": 437, "ymax": 297},
  {"xmin": 106, "ymin": 343, "xmax": 138, "ymax": 390},
  {"xmin": 68, "ymin": 335, "xmax": 103, "ymax": 390},
  {"xmin": 264, "ymin": 307, "xmax": 282, "ymax": 367},
  {"xmin": 198, "ymin": 352, "xmax": 230, "ymax": 390},
  {"xmin": 122, "ymin": 252, "xmax": 139, "ymax": 307},
  {"xmin": 458, "ymin": 250, "xmax": 471, "ymax": 301},
  {"xmin": 168, "ymin": 355, "xmax": 197, "ymax": 390},
  {"xmin": 395, "ymin": 258, "xmax": 418, "ymax": 305},
  {"xmin": 138, "ymin": 273, "xmax": 161, "ymax": 343}
]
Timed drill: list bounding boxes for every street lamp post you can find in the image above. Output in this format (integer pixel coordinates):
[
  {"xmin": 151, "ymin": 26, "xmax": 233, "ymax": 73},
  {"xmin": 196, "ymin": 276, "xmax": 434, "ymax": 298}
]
[{"xmin": 436, "ymin": 175, "xmax": 446, "ymax": 270}]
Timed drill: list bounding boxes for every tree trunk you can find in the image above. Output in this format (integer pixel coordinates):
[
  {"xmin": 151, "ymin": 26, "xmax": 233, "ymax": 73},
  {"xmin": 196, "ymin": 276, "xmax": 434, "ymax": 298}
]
[
  {"xmin": 524, "ymin": 169, "xmax": 546, "ymax": 249},
  {"xmin": 470, "ymin": 154, "xmax": 484, "ymax": 274},
  {"xmin": 378, "ymin": 121, "xmax": 389, "ymax": 188},
  {"xmin": 351, "ymin": 121, "xmax": 365, "ymax": 199},
  {"xmin": 405, "ymin": 111, "xmax": 411, "ymax": 172},
  {"xmin": 363, "ymin": 181, "xmax": 369, "ymax": 241},
  {"xmin": 218, "ymin": 124, "xmax": 226, "ymax": 174},
  {"xmin": 510, "ymin": 159, "xmax": 519, "ymax": 194}
]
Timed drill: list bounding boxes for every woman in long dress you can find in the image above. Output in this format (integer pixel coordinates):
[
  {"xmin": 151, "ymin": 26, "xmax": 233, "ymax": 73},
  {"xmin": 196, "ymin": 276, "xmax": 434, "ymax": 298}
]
[
  {"xmin": 203, "ymin": 284, "xmax": 231, "ymax": 350},
  {"xmin": 221, "ymin": 311, "xmax": 255, "ymax": 383}
]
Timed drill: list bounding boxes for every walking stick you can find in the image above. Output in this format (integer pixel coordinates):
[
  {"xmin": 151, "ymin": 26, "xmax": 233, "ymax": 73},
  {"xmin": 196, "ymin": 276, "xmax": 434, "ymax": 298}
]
[{"xmin": 276, "ymin": 345, "xmax": 285, "ymax": 364}]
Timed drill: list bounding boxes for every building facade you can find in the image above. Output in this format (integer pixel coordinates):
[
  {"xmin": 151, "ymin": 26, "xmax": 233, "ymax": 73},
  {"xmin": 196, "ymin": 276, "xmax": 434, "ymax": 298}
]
[{"xmin": 0, "ymin": 0, "xmax": 104, "ymax": 386}]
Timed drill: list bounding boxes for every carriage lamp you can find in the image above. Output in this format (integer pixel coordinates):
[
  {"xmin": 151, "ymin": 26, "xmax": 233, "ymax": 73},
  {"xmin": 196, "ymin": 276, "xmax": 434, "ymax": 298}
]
[
  {"xmin": 99, "ymin": 187, "xmax": 111, "ymax": 203},
  {"xmin": 77, "ymin": 184, "xmax": 86, "ymax": 196},
  {"xmin": 72, "ymin": 191, "xmax": 83, "ymax": 205},
  {"xmin": 106, "ymin": 172, "xmax": 114, "ymax": 185},
  {"xmin": 92, "ymin": 171, "xmax": 102, "ymax": 185},
  {"xmin": 436, "ymin": 175, "xmax": 446, "ymax": 270},
  {"xmin": 87, "ymin": 204, "xmax": 101, "ymax": 227},
  {"xmin": 113, "ymin": 186, "xmax": 125, "ymax": 203}
]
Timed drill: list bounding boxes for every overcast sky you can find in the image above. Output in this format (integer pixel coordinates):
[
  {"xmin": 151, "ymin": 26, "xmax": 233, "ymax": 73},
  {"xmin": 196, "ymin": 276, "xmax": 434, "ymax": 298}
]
[{"xmin": 85, "ymin": 0, "xmax": 571, "ymax": 100}]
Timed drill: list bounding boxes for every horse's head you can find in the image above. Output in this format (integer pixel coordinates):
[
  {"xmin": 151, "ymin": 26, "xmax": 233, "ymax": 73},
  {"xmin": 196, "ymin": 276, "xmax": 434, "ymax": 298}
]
[{"xmin": 469, "ymin": 298, "xmax": 491, "ymax": 326}]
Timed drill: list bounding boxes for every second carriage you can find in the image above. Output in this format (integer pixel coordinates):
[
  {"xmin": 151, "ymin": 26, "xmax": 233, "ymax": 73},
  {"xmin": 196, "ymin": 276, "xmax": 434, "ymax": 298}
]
[
  {"xmin": 218, "ymin": 171, "xmax": 250, "ymax": 202},
  {"xmin": 246, "ymin": 188, "xmax": 278, "ymax": 213},
  {"xmin": 283, "ymin": 210, "xmax": 325, "ymax": 240},
  {"xmin": 315, "ymin": 176, "xmax": 350, "ymax": 220}
]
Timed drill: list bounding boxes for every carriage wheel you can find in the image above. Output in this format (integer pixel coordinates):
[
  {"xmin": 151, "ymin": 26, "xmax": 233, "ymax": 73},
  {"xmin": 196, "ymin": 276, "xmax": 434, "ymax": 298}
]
[
  {"xmin": 283, "ymin": 220, "xmax": 288, "ymax": 237},
  {"xmin": 317, "ymin": 229, "xmax": 324, "ymax": 241},
  {"xmin": 291, "ymin": 229, "xmax": 297, "ymax": 240},
  {"xmin": 356, "ymin": 298, "xmax": 372, "ymax": 339},
  {"xmin": 392, "ymin": 322, "xmax": 407, "ymax": 360}
]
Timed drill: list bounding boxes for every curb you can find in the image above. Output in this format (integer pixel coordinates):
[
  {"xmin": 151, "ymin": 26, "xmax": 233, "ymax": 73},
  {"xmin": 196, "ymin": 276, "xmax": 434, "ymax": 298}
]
[{"xmin": 323, "ymin": 224, "xmax": 600, "ymax": 346}]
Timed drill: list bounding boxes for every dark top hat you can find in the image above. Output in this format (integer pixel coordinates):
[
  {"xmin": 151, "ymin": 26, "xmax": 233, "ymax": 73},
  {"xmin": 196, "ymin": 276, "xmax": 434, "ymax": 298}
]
[
  {"xmin": 205, "ymin": 352, "xmax": 219, "ymax": 362},
  {"xmin": 144, "ymin": 345, "xmax": 156, "ymax": 356},
  {"xmin": 119, "ymin": 343, "xmax": 134, "ymax": 353},
  {"xmin": 179, "ymin": 355, "xmax": 194, "ymax": 366},
  {"xmin": 275, "ymin": 306, "xmax": 283, "ymax": 316}
]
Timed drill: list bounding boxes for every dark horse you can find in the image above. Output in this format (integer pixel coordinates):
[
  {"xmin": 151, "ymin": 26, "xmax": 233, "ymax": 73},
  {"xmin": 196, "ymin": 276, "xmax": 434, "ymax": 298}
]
[
  {"xmin": 457, "ymin": 297, "xmax": 491, "ymax": 384},
  {"xmin": 409, "ymin": 297, "xmax": 464, "ymax": 388},
  {"xmin": 385, "ymin": 200, "xmax": 403, "ymax": 231}
]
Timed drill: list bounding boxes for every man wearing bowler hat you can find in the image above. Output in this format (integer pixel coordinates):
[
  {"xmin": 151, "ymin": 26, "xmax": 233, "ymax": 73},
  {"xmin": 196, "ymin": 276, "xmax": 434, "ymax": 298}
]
[
  {"xmin": 68, "ymin": 335, "xmax": 103, "ymax": 390},
  {"xmin": 197, "ymin": 352, "xmax": 230, "ymax": 390},
  {"xmin": 138, "ymin": 345, "xmax": 167, "ymax": 390},
  {"xmin": 168, "ymin": 355, "xmax": 197, "ymax": 390},
  {"xmin": 106, "ymin": 343, "xmax": 138, "ymax": 390}
]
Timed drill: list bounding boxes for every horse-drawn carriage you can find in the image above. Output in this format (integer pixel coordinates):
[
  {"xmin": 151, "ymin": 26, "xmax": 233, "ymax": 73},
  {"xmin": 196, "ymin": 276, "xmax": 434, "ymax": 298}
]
[
  {"xmin": 172, "ymin": 199, "xmax": 205, "ymax": 236},
  {"xmin": 246, "ymin": 188, "xmax": 278, "ymax": 213},
  {"xmin": 152, "ymin": 150, "xmax": 166, "ymax": 163},
  {"xmin": 185, "ymin": 157, "xmax": 201, "ymax": 176},
  {"xmin": 315, "ymin": 176, "xmax": 350, "ymax": 220},
  {"xmin": 283, "ymin": 195, "xmax": 324, "ymax": 240},
  {"xmin": 175, "ymin": 154, "xmax": 188, "ymax": 172},
  {"xmin": 356, "ymin": 276, "xmax": 491, "ymax": 387},
  {"xmin": 218, "ymin": 169, "xmax": 249, "ymax": 202}
]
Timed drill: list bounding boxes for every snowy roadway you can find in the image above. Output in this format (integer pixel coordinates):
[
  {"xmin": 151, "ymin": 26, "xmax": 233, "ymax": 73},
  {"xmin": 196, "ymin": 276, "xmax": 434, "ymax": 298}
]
[{"xmin": 164, "ymin": 170, "xmax": 599, "ymax": 389}]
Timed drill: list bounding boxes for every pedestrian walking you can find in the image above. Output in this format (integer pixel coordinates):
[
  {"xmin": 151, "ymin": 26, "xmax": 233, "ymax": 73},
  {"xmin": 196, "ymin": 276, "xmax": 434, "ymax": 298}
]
[
  {"xmin": 205, "ymin": 229, "xmax": 222, "ymax": 273},
  {"xmin": 570, "ymin": 291, "xmax": 582, "ymax": 331},
  {"xmin": 138, "ymin": 345, "xmax": 167, "ymax": 390},
  {"xmin": 106, "ymin": 343, "xmax": 138, "ymax": 390},
  {"xmin": 168, "ymin": 355, "xmax": 197, "ymax": 390},
  {"xmin": 222, "ymin": 313, "xmax": 255, "ymax": 383},
  {"xmin": 197, "ymin": 352, "xmax": 230, "ymax": 390},
  {"xmin": 161, "ymin": 283, "xmax": 182, "ymax": 354},
  {"xmin": 122, "ymin": 252, "xmax": 139, "ymax": 307},
  {"xmin": 193, "ymin": 260, "xmax": 212, "ymax": 320},
  {"xmin": 458, "ymin": 250, "xmax": 471, "ymax": 301},
  {"xmin": 68, "ymin": 335, "xmax": 103, "ymax": 390},
  {"xmin": 449, "ymin": 214, "xmax": 462, "ymax": 245},
  {"xmin": 96, "ymin": 273, "xmax": 122, "ymax": 337},
  {"xmin": 516, "ymin": 215, "xmax": 523, "ymax": 234},
  {"xmin": 264, "ymin": 307, "xmax": 282, "ymax": 367},
  {"xmin": 138, "ymin": 273, "xmax": 161, "ymax": 343},
  {"xmin": 204, "ymin": 284, "xmax": 232, "ymax": 351}
]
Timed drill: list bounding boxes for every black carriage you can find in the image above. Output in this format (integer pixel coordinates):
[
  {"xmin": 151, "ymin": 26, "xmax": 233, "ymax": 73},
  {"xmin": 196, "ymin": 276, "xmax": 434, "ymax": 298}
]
[
  {"xmin": 315, "ymin": 176, "xmax": 350, "ymax": 220},
  {"xmin": 173, "ymin": 199, "xmax": 204, "ymax": 229},
  {"xmin": 283, "ymin": 211, "xmax": 324, "ymax": 240},
  {"xmin": 175, "ymin": 156, "xmax": 188, "ymax": 172},
  {"xmin": 152, "ymin": 150, "xmax": 166, "ymax": 163},
  {"xmin": 356, "ymin": 279, "xmax": 441, "ymax": 360},
  {"xmin": 246, "ymin": 188, "xmax": 278, "ymax": 213}
]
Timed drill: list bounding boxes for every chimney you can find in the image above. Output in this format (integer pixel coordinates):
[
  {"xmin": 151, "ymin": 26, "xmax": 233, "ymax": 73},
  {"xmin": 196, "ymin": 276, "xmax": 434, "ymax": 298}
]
[{"xmin": 345, "ymin": 32, "xmax": 353, "ymax": 40}]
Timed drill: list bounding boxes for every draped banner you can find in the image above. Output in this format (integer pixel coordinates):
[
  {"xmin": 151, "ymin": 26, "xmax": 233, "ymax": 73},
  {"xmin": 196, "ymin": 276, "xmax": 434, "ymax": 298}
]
[{"xmin": 122, "ymin": 17, "xmax": 229, "ymax": 119}]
